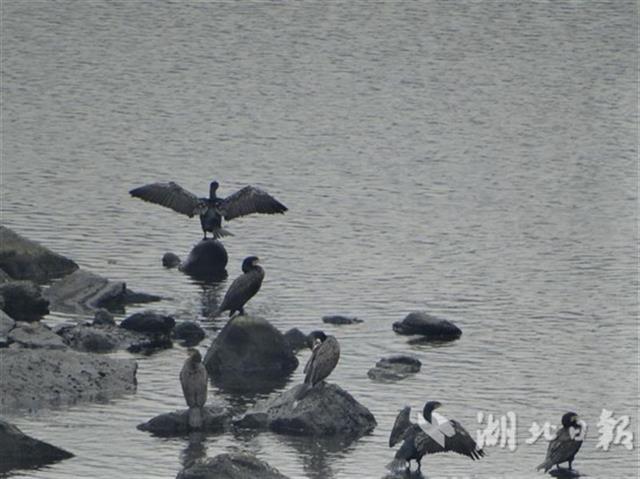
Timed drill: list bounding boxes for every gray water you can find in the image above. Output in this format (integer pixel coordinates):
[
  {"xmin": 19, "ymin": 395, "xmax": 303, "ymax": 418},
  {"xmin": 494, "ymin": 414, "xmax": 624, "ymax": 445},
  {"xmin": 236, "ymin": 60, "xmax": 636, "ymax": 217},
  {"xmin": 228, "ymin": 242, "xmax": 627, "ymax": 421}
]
[{"xmin": 1, "ymin": 1, "xmax": 637, "ymax": 478}]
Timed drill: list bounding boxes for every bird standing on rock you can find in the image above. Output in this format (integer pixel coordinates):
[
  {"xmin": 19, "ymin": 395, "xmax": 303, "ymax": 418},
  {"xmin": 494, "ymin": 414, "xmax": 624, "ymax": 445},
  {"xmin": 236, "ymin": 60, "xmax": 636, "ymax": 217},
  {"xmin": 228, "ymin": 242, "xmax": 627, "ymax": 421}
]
[
  {"xmin": 294, "ymin": 331, "xmax": 340, "ymax": 402},
  {"xmin": 179, "ymin": 348, "xmax": 208, "ymax": 429},
  {"xmin": 216, "ymin": 256, "xmax": 264, "ymax": 317},
  {"xmin": 129, "ymin": 180, "xmax": 287, "ymax": 239},
  {"xmin": 536, "ymin": 412, "xmax": 584, "ymax": 473}
]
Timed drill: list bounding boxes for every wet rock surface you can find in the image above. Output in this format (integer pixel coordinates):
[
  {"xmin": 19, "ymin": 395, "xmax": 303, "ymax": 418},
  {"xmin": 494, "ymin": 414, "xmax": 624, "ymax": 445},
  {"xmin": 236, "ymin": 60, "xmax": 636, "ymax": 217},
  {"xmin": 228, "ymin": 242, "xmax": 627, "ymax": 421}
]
[
  {"xmin": 322, "ymin": 315, "xmax": 363, "ymax": 325},
  {"xmin": 57, "ymin": 322, "xmax": 172, "ymax": 354},
  {"xmin": 120, "ymin": 311, "xmax": 175, "ymax": 334},
  {"xmin": 204, "ymin": 316, "xmax": 298, "ymax": 391},
  {"xmin": 0, "ymin": 281, "xmax": 50, "ymax": 322},
  {"xmin": 176, "ymin": 452, "xmax": 290, "ymax": 479},
  {"xmin": 8, "ymin": 322, "xmax": 68, "ymax": 350},
  {"xmin": 0, "ymin": 226, "xmax": 78, "ymax": 283},
  {"xmin": 173, "ymin": 321, "xmax": 206, "ymax": 346},
  {"xmin": 392, "ymin": 311, "xmax": 462, "ymax": 339},
  {"xmin": 0, "ymin": 309, "xmax": 16, "ymax": 341},
  {"xmin": 0, "ymin": 349, "xmax": 137, "ymax": 410},
  {"xmin": 137, "ymin": 405, "xmax": 231, "ymax": 436},
  {"xmin": 367, "ymin": 355, "xmax": 422, "ymax": 381},
  {"xmin": 234, "ymin": 382, "xmax": 376, "ymax": 438},
  {"xmin": 283, "ymin": 327, "xmax": 308, "ymax": 352},
  {"xmin": 162, "ymin": 252, "xmax": 181, "ymax": 268},
  {"xmin": 0, "ymin": 419, "xmax": 73, "ymax": 473},
  {"xmin": 179, "ymin": 240, "xmax": 228, "ymax": 280}
]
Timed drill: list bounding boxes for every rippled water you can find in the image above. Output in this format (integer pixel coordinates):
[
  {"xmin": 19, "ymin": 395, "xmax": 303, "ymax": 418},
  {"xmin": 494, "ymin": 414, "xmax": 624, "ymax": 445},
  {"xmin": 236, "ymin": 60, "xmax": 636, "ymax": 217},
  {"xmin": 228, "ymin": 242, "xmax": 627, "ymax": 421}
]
[{"xmin": 1, "ymin": 1, "xmax": 637, "ymax": 478}]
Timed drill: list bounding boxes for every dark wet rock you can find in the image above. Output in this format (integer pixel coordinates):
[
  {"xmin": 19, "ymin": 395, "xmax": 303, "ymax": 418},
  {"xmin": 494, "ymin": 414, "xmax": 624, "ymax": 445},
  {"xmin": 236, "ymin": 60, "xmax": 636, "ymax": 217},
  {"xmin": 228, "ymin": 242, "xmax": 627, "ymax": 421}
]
[
  {"xmin": 0, "ymin": 268, "xmax": 11, "ymax": 284},
  {"xmin": 322, "ymin": 315, "xmax": 363, "ymax": 325},
  {"xmin": 120, "ymin": 311, "xmax": 175, "ymax": 334},
  {"xmin": 0, "ymin": 226, "xmax": 78, "ymax": 284},
  {"xmin": 173, "ymin": 321, "xmax": 206, "ymax": 346},
  {"xmin": 234, "ymin": 382, "xmax": 376, "ymax": 438},
  {"xmin": 0, "ymin": 281, "xmax": 50, "ymax": 322},
  {"xmin": 0, "ymin": 418, "xmax": 73, "ymax": 473},
  {"xmin": 162, "ymin": 252, "xmax": 182, "ymax": 268},
  {"xmin": 93, "ymin": 308, "xmax": 116, "ymax": 326},
  {"xmin": 58, "ymin": 322, "xmax": 172, "ymax": 354},
  {"xmin": 0, "ymin": 349, "xmax": 137, "ymax": 411},
  {"xmin": 283, "ymin": 328, "xmax": 308, "ymax": 352},
  {"xmin": 44, "ymin": 269, "xmax": 162, "ymax": 315},
  {"xmin": 8, "ymin": 322, "xmax": 68, "ymax": 350},
  {"xmin": 367, "ymin": 355, "xmax": 422, "ymax": 382},
  {"xmin": 1, "ymin": 310, "xmax": 16, "ymax": 338},
  {"xmin": 204, "ymin": 316, "xmax": 298, "ymax": 392},
  {"xmin": 392, "ymin": 311, "xmax": 462, "ymax": 339},
  {"xmin": 179, "ymin": 239, "xmax": 228, "ymax": 280},
  {"xmin": 176, "ymin": 452, "xmax": 290, "ymax": 479},
  {"xmin": 137, "ymin": 405, "xmax": 231, "ymax": 436}
]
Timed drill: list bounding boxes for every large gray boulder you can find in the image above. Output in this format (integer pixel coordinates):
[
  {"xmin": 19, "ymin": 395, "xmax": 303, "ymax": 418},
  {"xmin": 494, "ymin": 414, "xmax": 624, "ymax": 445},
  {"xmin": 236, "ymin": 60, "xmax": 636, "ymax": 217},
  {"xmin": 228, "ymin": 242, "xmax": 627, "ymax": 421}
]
[
  {"xmin": 204, "ymin": 316, "xmax": 298, "ymax": 391},
  {"xmin": 179, "ymin": 239, "xmax": 228, "ymax": 280},
  {"xmin": 0, "ymin": 419, "xmax": 73, "ymax": 473},
  {"xmin": 234, "ymin": 382, "xmax": 376, "ymax": 438},
  {"xmin": 176, "ymin": 452, "xmax": 290, "ymax": 479},
  {"xmin": 44, "ymin": 269, "xmax": 161, "ymax": 314},
  {"xmin": 137, "ymin": 405, "xmax": 231, "ymax": 436},
  {"xmin": 1, "ymin": 349, "xmax": 137, "ymax": 411},
  {"xmin": 392, "ymin": 311, "xmax": 462, "ymax": 339},
  {"xmin": 0, "ymin": 226, "xmax": 78, "ymax": 283},
  {"xmin": 0, "ymin": 281, "xmax": 49, "ymax": 322},
  {"xmin": 8, "ymin": 322, "xmax": 68, "ymax": 350}
]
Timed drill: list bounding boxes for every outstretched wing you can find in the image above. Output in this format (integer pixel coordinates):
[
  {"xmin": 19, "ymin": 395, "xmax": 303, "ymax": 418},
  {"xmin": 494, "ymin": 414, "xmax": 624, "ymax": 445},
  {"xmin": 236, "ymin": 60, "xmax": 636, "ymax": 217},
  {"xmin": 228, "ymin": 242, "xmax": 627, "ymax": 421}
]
[
  {"xmin": 389, "ymin": 406, "xmax": 412, "ymax": 447},
  {"xmin": 219, "ymin": 185, "xmax": 287, "ymax": 221},
  {"xmin": 130, "ymin": 182, "xmax": 204, "ymax": 217},
  {"xmin": 415, "ymin": 419, "xmax": 484, "ymax": 460}
]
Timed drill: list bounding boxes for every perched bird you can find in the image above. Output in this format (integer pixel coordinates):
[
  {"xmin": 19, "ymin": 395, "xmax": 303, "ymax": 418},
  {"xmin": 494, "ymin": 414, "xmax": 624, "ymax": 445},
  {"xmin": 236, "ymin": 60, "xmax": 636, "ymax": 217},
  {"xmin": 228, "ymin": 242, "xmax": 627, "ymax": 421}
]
[
  {"xmin": 294, "ymin": 331, "xmax": 340, "ymax": 402},
  {"xmin": 388, "ymin": 401, "xmax": 485, "ymax": 472},
  {"xmin": 179, "ymin": 348, "xmax": 208, "ymax": 429},
  {"xmin": 216, "ymin": 256, "xmax": 264, "ymax": 317},
  {"xmin": 536, "ymin": 412, "xmax": 584, "ymax": 473},
  {"xmin": 129, "ymin": 180, "xmax": 287, "ymax": 239}
]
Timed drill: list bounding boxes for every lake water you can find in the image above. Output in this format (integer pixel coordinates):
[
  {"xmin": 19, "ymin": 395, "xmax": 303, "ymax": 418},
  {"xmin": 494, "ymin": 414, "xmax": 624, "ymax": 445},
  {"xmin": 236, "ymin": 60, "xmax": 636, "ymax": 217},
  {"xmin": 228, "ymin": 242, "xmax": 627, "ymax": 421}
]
[{"xmin": 1, "ymin": 1, "xmax": 637, "ymax": 478}]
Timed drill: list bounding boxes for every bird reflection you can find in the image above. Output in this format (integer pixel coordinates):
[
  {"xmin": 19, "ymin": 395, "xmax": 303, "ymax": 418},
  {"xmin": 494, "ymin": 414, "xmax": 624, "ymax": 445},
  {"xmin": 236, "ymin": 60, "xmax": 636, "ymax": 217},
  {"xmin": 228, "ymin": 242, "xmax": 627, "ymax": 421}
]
[
  {"xmin": 196, "ymin": 281, "xmax": 226, "ymax": 319},
  {"xmin": 382, "ymin": 470, "xmax": 427, "ymax": 479},
  {"xmin": 275, "ymin": 435, "xmax": 358, "ymax": 479},
  {"xmin": 180, "ymin": 431, "xmax": 207, "ymax": 469}
]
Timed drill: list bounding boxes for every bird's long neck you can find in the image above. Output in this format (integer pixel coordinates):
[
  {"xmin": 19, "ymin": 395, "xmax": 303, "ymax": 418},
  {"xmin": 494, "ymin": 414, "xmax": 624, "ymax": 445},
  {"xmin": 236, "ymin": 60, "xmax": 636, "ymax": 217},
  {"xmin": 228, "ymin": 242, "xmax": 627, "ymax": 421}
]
[
  {"xmin": 209, "ymin": 184, "xmax": 218, "ymax": 201},
  {"xmin": 423, "ymin": 406, "xmax": 435, "ymax": 422}
]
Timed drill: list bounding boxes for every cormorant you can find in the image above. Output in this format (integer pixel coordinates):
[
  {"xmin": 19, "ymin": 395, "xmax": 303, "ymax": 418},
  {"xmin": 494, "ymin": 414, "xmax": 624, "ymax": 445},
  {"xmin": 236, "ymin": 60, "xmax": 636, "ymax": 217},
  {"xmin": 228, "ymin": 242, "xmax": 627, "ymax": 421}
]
[
  {"xmin": 179, "ymin": 348, "xmax": 208, "ymax": 429},
  {"xmin": 388, "ymin": 401, "xmax": 485, "ymax": 472},
  {"xmin": 294, "ymin": 331, "xmax": 340, "ymax": 401},
  {"xmin": 129, "ymin": 180, "xmax": 287, "ymax": 239},
  {"xmin": 536, "ymin": 412, "xmax": 584, "ymax": 473},
  {"xmin": 216, "ymin": 256, "xmax": 264, "ymax": 317}
]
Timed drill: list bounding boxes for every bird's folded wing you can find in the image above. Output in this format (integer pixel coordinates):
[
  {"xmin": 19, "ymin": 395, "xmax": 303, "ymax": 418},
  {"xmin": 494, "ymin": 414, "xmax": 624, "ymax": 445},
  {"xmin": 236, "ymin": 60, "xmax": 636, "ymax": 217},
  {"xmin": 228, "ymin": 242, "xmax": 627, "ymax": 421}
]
[
  {"xmin": 389, "ymin": 406, "xmax": 412, "ymax": 447},
  {"xmin": 220, "ymin": 185, "xmax": 287, "ymax": 220},
  {"xmin": 130, "ymin": 182, "xmax": 203, "ymax": 217},
  {"xmin": 545, "ymin": 428, "xmax": 580, "ymax": 466}
]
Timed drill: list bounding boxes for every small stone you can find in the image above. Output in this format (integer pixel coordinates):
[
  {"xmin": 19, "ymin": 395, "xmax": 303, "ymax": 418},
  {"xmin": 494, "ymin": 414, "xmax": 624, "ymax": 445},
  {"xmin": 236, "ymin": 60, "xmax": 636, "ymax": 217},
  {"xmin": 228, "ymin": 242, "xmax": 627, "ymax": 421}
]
[
  {"xmin": 367, "ymin": 355, "xmax": 422, "ymax": 382},
  {"xmin": 162, "ymin": 252, "xmax": 181, "ymax": 268},
  {"xmin": 322, "ymin": 315, "xmax": 363, "ymax": 325},
  {"xmin": 120, "ymin": 311, "xmax": 175, "ymax": 335}
]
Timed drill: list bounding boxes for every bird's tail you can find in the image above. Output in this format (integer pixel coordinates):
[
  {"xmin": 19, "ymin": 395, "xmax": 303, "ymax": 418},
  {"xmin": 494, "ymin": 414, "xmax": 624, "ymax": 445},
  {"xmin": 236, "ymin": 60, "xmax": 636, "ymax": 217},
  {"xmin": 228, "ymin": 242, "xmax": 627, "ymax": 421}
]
[
  {"xmin": 386, "ymin": 457, "xmax": 408, "ymax": 471},
  {"xmin": 212, "ymin": 227, "xmax": 233, "ymax": 239},
  {"xmin": 188, "ymin": 407, "xmax": 203, "ymax": 429},
  {"xmin": 535, "ymin": 460, "xmax": 552, "ymax": 472},
  {"xmin": 294, "ymin": 383, "xmax": 312, "ymax": 402}
]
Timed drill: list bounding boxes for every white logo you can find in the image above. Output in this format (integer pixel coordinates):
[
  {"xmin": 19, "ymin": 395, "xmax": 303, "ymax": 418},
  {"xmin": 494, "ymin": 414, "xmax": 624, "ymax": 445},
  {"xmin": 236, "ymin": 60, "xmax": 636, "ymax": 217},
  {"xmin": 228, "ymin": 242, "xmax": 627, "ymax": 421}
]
[{"xmin": 417, "ymin": 410, "xmax": 455, "ymax": 447}]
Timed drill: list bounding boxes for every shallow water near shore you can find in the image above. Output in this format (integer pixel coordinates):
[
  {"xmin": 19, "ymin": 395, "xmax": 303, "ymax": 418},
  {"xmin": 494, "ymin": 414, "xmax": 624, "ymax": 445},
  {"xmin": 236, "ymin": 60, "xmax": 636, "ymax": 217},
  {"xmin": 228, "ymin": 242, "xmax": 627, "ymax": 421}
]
[{"xmin": 1, "ymin": 1, "xmax": 638, "ymax": 478}]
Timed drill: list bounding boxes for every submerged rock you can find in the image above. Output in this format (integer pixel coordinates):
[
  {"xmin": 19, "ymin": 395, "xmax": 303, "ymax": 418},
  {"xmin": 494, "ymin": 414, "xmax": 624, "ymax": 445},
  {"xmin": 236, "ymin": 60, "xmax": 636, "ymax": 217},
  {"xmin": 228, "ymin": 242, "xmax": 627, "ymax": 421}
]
[
  {"xmin": 8, "ymin": 322, "xmax": 68, "ymax": 350},
  {"xmin": 392, "ymin": 311, "xmax": 462, "ymax": 339},
  {"xmin": 92, "ymin": 308, "xmax": 116, "ymax": 326},
  {"xmin": 44, "ymin": 269, "xmax": 161, "ymax": 314},
  {"xmin": 137, "ymin": 405, "xmax": 231, "ymax": 436},
  {"xmin": 204, "ymin": 316, "xmax": 298, "ymax": 391},
  {"xmin": 322, "ymin": 315, "xmax": 363, "ymax": 325},
  {"xmin": 173, "ymin": 321, "xmax": 206, "ymax": 346},
  {"xmin": 162, "ymin": 252, "xmax": 181, "ymax": 268},
  {"xmin": 0, "ymin": 419, "xmax": 73, "ymax": 473},
  {"xmin": 367, "ymin": 355, "xmax": 421, "ymax": 382},
  {"xmin": 179, "ymin": 239, "xmax": 228, "ymax": 280},
  {"xmin": 234, "ymin": 382, "xmax": 376, "ymax": 438},
  {"xmin": 0, "ymin": 281, "xmax": 50, "ymax": 322},
  {"xmin": 176, "ymin": 452, "xmax": 290, "ymax": 479},
  {"xmin": 120, "ymin": 311, "xmax": 175, "ymax": 335},
  {"xmin": 1, "ymin": 349, "xmax": 137, "ymax": 411},
  {"xmin": 283, "ymin": 327, "xmax": 308, "ymax": 352},
  {"xmin": 0, "ymin": 226, "xmax": 78, "ymax": 283}
]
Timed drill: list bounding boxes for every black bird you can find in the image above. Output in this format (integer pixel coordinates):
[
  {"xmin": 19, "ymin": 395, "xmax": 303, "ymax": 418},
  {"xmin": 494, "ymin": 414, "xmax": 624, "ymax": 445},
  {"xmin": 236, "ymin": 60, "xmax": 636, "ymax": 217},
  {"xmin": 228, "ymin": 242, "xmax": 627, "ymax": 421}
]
[
  {"xmin": 129, "ymin": 180, "xmax": 287, "ymax": 239},
  {"xmin": 388, "ymin": 401, "xmax": 485, "ymax": 472},
  {"xmin": 294, "ymin": 331, "xmax": 340, "ymax": 402},
  {"xmin": 179, "ymin": 348, "xmax": 208, "ymax": 429},
  {"xmin": 536, "ymin": 412, "xmax": 584, "ymax": 473},
  {"xmin": 215, "ymin": 256, "xmax": 264, "ymax": 317}
]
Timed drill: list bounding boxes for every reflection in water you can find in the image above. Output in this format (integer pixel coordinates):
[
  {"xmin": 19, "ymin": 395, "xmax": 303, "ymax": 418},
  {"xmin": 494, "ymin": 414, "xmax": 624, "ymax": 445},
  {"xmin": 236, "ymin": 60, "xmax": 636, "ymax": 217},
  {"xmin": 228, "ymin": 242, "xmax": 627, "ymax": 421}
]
[
  {"xmin": 382, "ymin": 470, "xmax": 427, "ymax": 479},
  {"xmin": 180, "ymin": 431, "xmax": 207, "ymax": 469},
  {"xmin": 196, "ymin": 281, "xmax": 226, "ymax": 319}
]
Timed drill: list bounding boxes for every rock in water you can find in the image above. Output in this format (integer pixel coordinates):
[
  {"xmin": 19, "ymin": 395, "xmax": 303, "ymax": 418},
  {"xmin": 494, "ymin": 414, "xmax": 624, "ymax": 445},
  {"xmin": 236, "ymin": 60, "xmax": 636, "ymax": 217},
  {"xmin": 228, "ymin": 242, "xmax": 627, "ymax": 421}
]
[
  {"xmin": 0, "ymin": 310, "xmax": 16, "ymax": 342},
  {"xmin": 0, "ymin": 419, "xmax": 73, "ymax": 473},
  {"xmin": 162, "ymin": 252, "xmax": 181, "ymax": 268},
  {"xmin": 0, "ymin": 226, "xmax": 78, "ymax": 283},
  {"xmin": 322, "ymin": 315, "xmax": 363, "ymax": 325},
  {"xmin": 173, "ymin": 321, "xmax": 206, "ymax": 346},
  {"xmin": 0, "ymin": 281, "xmax": 49, "ymax": 322},
  {"xmin": 179, "ymin": 239, "xmax": 228, "ymax": 280},
  {"xmin": 234, "ymin": 382, "xmax": 376, "ymax": 438},
  {"xmin": 120, "ymin": 311, "xmax": 175, "ymax": 335},
  {"xmin": 367, "ymin": 355, "xmax": 421, "ymax": 381},
  {"xmin": 283, "ymin": 327, "xmax": 308, "ymax": 352},
  {"xmin": 137, "ymin": 405, "xmax": 231, "ymax": 436},
  {"xmin": 176, "ymin": 452, "xmax": 290, "ymax": 479},
  {"xmin": 392, "ymin": 311, "xmax": 462, "ymax": 339},
  {"xmin": 204, "ymin": 316, "xmax": 298, "ymax": 391}
]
